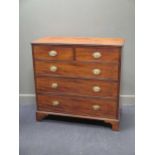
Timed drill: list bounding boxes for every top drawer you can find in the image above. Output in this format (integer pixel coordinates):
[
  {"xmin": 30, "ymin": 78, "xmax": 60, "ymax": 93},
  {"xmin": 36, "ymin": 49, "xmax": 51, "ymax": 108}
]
[
  {"xmin": 33, "ymin": 45, "xmax": 73, "ymax": 61},
  {"xmin": 76, "ymin": 47, "xmax": 120, "ymax": 62}
]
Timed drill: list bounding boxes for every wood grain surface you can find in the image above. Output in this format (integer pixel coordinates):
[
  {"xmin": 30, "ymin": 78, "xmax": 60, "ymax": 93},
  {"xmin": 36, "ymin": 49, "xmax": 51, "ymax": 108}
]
[
  {"xmin": 33, "ymin": 45, "xmax": 73, "ymax": 60},
  {"xmin": 76, "ymin": 47, "xmax": 120, "ymax": 62},
  {"xmin": 36, "ymin": 77, "xmax": 118, "ymax": 97},
  {"xmin": 34, "ymin": 61, "xmax": 119, "ymax": 81},
  {"xmin": 32, "ymin": 37, "xmax": 125, "ymax": 46},
  {"xmin": 37, "ymin": 95, "xmax": 117, "ymax": 119}
]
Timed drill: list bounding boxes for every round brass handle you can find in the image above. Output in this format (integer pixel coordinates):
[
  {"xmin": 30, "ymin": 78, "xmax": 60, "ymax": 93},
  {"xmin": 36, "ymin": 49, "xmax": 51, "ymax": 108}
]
[
  {"xmin": 50, "ymin": 66, "xmax": 58, "ymax": 72},
  {"xmin": 92, "ymin": 52, "xmax": 102, "ymax": 59},
  {"xmin": 92, "ymin": 105, "xmax": 100, "ymax": 110},
  {"xmin": 48, "ymin": 50, "xmax": 58, "ymax": 57},
  {"xmin": 92, "ymin": 69, "xmax": 101, "ymax": 75},
  {"xmin": 52, "ymin": 100, "xmax": 60, "ymax": 106},
  {"xmin": 92, "ymin": 86, "xmax": 101, "ymax": 92},
  {"xmin": 51, "ymin": 83, "xmax": 58, "ymax": 89}
]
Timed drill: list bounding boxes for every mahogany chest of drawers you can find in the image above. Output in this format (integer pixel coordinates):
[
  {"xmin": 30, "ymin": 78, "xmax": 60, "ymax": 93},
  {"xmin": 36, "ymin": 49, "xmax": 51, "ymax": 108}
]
[{"xmin": 31, "ymin": 37, "xmax": 124, "ymax": 131}]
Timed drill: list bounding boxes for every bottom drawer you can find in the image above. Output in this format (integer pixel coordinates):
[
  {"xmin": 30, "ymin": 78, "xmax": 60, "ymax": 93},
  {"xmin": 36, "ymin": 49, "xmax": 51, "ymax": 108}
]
[{"xmin": 37, "ymin": 95, "xmax": 117, "ymax": 119}]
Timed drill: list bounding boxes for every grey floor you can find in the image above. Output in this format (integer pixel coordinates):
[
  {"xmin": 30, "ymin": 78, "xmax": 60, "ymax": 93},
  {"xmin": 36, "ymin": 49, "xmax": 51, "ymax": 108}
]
[{"xmin": 19, "ymin": 98, "xmax": 135, "ymax": 155}]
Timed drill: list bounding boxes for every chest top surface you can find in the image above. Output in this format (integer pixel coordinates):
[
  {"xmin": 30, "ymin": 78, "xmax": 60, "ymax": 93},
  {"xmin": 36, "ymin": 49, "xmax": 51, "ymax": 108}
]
[{"xmin": 32, "ymin": 37, "xmax": 124, "ymax": 46}]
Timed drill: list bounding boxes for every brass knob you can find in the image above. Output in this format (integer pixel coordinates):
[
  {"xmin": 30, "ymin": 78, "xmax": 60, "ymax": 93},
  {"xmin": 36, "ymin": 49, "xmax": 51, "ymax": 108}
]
[
  {"xmin": 48, "ymin": 50, "xmax": 57, "ymax": 57},
  {"xmin": 51, "ymin": 83, "xmax": 58, "ymax": 89},
  {"xmin": 52, "ymin": 100, "xmax": 60, "ymax": 106},
  {"xmin": 92, "ymin": 52, "xmax": 102, "ymax": 59},
  {"xmin": 92, "ymin": 105, "xmax": 100, "ymax": 110},
  {"xmin": 50, "ymin": 65, "xmax": 58, "ymax": 72},
  {"xmin": 92, "ymin": 69, "xmax": 101, "ymax": 75},
  {"xmin": 92, "ymin": 86, "xmax": 101, "ymax": 92}
]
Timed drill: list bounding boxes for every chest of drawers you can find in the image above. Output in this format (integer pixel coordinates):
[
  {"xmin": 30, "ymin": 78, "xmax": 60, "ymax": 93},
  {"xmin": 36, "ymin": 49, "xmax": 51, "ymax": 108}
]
[{"xmin": 32, "ymin": 37, "xmax": 124, "ymax": 131}]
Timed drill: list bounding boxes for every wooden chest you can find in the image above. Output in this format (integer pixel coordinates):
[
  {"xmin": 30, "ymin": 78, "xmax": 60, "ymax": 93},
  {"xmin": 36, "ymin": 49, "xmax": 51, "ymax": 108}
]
[{"xmin": 31, "ymin": 37, "xmax": 124, "ymax": 131}]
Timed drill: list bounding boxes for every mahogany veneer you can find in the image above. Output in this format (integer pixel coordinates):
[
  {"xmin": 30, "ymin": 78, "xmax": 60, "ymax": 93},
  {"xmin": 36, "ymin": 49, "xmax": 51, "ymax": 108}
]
[
  {"xmin": 36, "ymin": 77, "xmax": 118, "ymax": 97},
  {"xmin": 37, "ymin": 95, "xmax": 117, "ymax": 119},
  {"xmin": 76, "ymin": 47, "xmax": 120, "ymax": 62},
  {"xmin": 33, "ymin": 46, "xmax": 73, "ymax": 61},
  {"xmin": 32, "ymin": 37, "xmax": 124, "ymax": 131},
  {"xmin": 35, "ymin": 61, "xmax": 119, "ymax": 80}
]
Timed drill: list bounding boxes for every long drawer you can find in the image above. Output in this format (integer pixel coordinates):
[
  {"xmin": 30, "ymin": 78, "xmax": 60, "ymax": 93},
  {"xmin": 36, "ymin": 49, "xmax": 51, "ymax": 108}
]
[
  {"xmin": 37, "ymin": 95, "xmax": 117, "ymax": 119},
  {"xmin": 36, "ymin": 77, "xmax": 118, "ymax": 97},
  {"xmin": 35, "ymin": 61, "xmax": 119, "ymax": 80}
]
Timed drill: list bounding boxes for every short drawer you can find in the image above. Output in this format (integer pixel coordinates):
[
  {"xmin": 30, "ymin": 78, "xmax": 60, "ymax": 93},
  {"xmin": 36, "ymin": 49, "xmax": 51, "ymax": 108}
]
[
  {"xmin": 36, "ymin": 77, "xmax": 118, "ymax": 97},
  {"xmin": 37, "ymin": 95, "xmax": 117, "ymax": 119},
  {"xmin": 33, "ymin": 45, "xmax": 73, "ymax": 60},
  {"xmin": 76, "ymin": 47, "xmax": 120, "ymax": 62},
  {"xmin": 35, "ymin": 61, "xmax": 119, "ymax": 81}
]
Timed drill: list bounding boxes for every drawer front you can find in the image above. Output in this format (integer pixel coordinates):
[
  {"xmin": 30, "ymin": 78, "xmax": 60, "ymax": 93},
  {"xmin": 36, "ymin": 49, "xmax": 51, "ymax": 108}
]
[
  {"xmin": 33, "ymin": 45, "xmax": 73, "ymax": 60},
  {"xmin": 76, "ymin": 47, "xmax": 120, "ymax": 62},
  {"xmin": 35, "ymin": 61, "xmax": 119, "ymax": 80},
  {"xmin": 37, "ymin": 95, "xmax": 117, "ymax": 119},
  {"xmin": 36, "ymin": 77, "xmax": 118, "ymax": 97}
]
